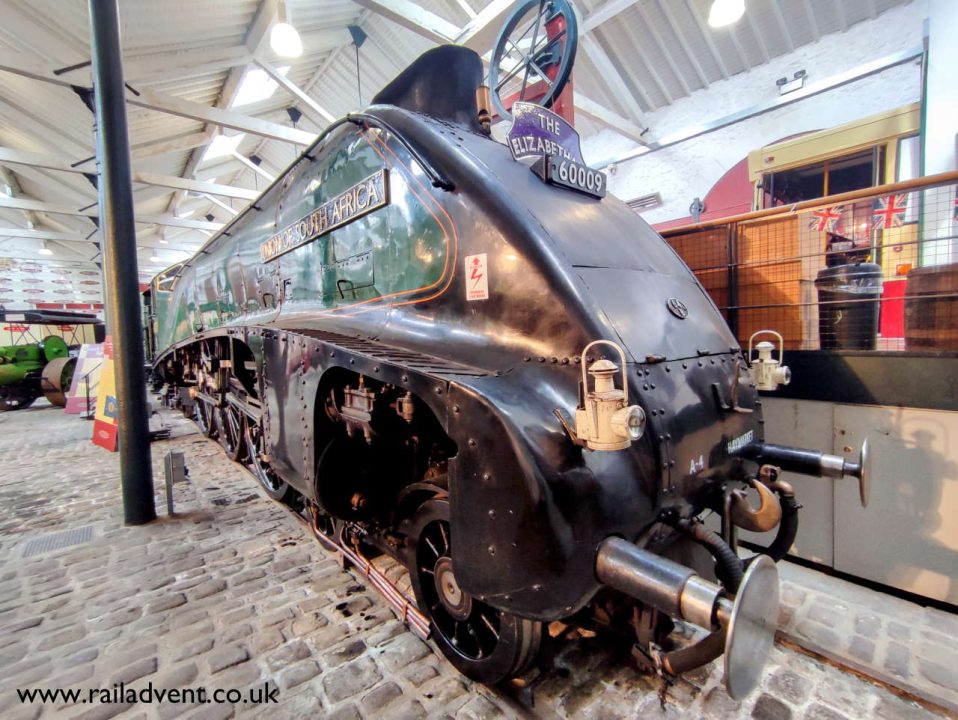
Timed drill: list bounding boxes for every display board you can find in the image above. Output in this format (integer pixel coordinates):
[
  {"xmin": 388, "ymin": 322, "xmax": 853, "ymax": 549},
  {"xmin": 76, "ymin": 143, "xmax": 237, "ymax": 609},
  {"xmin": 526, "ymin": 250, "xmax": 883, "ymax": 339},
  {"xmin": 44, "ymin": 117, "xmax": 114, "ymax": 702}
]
[{"xmin": 91, "ymin": 337, "xmax": 117, "ymax": 451}]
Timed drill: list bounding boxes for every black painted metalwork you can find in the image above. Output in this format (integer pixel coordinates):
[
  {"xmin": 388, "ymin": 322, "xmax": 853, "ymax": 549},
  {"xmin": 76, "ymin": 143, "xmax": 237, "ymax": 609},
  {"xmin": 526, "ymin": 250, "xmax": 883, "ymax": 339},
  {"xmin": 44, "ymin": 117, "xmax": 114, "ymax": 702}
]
[
  {"xmin": 88, "ymin": 0, "xmax": 155, "ymax": 525},
  {"xmin": 142, "ymin": 45, "xmax": 866, "ymax": 693}
]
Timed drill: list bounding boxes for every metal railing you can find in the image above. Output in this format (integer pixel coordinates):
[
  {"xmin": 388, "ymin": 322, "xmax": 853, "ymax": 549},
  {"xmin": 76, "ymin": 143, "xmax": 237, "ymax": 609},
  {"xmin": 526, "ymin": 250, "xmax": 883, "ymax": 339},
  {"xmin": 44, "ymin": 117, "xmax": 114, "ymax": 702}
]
[{"xmin": 661, "ymin": 171, "xmax": 958, "ymax": 353}]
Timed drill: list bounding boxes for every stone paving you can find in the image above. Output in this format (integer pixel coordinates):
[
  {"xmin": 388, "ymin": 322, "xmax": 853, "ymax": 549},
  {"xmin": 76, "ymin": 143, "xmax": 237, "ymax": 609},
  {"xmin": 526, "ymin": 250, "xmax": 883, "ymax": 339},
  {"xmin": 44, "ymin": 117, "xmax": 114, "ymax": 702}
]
[
  {"xmin": 0, "ymin": 400, "xmax": 952, "ymax": 720},
  {"xmin": 777, "ymin": 562, "xmax": 958, "ymax": 715}
]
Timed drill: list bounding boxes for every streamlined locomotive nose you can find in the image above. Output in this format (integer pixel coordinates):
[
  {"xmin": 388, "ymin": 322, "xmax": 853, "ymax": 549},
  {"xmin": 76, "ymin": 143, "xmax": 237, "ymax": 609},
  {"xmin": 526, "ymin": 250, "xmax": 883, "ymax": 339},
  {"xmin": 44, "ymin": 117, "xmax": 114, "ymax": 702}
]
[{"xmin": 595, "ymin": 537, "xmax": 780, "ymax": 699}]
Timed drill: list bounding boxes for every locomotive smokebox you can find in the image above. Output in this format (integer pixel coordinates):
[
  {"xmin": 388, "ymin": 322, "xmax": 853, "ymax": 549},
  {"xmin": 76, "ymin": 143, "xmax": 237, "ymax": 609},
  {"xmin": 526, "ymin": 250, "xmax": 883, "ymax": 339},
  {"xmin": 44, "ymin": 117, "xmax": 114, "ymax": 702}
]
[{"xmin": 595, "ymin": 537, "xmax": 779, "ymax": 699}]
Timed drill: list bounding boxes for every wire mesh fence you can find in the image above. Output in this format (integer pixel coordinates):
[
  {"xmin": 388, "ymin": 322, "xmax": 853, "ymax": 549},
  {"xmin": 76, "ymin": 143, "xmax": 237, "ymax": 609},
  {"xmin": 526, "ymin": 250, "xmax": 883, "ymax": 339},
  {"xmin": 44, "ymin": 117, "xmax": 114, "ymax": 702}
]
[{"xmin": 661, "ymin": 176, "xmax": 958, "ymax": 353}]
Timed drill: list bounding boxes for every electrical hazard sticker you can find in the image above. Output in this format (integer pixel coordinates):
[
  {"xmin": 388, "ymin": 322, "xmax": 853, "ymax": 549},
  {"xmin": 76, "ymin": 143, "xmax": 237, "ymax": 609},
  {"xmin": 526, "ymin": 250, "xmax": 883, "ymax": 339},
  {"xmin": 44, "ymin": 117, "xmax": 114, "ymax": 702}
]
[{"xmin": 465, "ymin": 253, "xmax": 489, "ymax": 301}]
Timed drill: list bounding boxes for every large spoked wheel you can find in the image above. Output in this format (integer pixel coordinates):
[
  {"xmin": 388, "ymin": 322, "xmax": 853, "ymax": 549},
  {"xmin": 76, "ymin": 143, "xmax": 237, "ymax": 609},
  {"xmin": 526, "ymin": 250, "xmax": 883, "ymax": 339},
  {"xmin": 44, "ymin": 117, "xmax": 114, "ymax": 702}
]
[
  {"xmin": 407, "ymin": 499, "xmax": 542, "ymax": 684},
  {"xmin": 193, "ymin": 397, "xmax": 217, "ymax": 438},
  {"xmin": 244, "ymin": 417, "xmax": 293, "ymax": 502},
  {"xmin": 217, "ymin": 403, "xmax": 245, "ymax": 461},
  {"xmin": 489, "ymin": 0, "xmax": 578, "ymax": 121}
]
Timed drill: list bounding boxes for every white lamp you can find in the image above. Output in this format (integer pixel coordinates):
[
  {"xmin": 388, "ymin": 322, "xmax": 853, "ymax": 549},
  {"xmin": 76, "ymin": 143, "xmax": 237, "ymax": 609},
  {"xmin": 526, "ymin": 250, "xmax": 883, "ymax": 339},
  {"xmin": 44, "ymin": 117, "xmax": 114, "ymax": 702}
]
[
  {"xmin": 270, "ymin": 2, "xmax": 303, "ymax": 59},
  {"xmin": 708, "ymin": 0, "xmax": 746, "ymax": 28}
]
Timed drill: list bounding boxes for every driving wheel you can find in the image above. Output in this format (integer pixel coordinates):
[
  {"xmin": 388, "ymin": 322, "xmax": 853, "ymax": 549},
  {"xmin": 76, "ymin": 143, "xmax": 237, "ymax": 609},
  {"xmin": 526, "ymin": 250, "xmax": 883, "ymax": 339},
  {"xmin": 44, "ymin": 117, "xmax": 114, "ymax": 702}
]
[
  {"xmin": 407, "ymin": 499, "xmax": 542, "ymax": 684},
  {"xmin": 217, "ymin": 402, "xmax": 245, "ymax": 461},
  {"xmin": 244, "ymin": 416, "xmax": 293, "ymax": 502},
  {"xmin": 193, "ymin": 396, "xmax": 217, "ymax": 439}
]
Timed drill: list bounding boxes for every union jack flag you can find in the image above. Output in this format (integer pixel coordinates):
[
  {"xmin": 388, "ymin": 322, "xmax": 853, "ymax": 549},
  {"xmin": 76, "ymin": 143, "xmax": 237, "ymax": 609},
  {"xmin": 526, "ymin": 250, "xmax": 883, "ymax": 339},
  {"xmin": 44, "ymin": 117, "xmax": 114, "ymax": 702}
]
[
  {"xmin": 808, "ymin": 205, "xmax": 844, "ymax": 232},
  {"xmin": 872, "ymin": 193, "xmax": 908, "ymax": 229}
]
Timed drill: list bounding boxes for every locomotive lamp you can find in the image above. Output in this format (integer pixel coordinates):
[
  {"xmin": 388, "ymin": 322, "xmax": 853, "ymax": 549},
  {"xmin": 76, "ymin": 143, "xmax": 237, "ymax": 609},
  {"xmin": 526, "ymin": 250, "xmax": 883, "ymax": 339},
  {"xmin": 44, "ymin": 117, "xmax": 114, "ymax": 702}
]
[
  {"xmin": 574, "ymin": 340, "xmax": 646, "ymax": 451},
  {"xmin": 748, "ymin": 330, "xmax": 791, "ymax": 391}
]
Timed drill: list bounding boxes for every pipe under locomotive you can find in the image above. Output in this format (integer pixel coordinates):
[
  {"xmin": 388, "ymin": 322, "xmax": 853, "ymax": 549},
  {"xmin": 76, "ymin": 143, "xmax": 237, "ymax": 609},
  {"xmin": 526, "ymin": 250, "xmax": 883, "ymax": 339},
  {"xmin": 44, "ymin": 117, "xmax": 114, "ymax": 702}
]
[{"xmin": 147, "ymin": 46, "xmax": 868, "ymax": 698}]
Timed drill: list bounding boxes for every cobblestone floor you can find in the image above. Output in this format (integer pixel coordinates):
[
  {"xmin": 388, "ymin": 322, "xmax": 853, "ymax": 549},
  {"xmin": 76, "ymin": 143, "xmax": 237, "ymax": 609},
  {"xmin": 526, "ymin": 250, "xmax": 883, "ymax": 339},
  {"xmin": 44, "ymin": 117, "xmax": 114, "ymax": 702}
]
[{"xmin": 0, "ymin": 401, "xmax": 952, "ymax": 720}]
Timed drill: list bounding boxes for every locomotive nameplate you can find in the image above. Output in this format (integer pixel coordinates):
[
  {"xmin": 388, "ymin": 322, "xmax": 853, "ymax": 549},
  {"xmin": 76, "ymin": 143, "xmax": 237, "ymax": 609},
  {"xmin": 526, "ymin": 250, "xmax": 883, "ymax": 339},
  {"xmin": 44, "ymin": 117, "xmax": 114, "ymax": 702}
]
[
  {"xmin": 537, "ymin": 155, "xmax": 607, "ymax": 199},
  {"xmin": 259, "ymin": 169, "xmax": 389, "ymax": 262}
]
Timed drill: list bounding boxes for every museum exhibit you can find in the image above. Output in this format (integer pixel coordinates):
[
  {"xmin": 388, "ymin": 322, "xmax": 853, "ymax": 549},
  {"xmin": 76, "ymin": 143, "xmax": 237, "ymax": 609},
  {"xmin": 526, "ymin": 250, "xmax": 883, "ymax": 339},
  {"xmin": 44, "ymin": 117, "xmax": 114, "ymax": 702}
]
[{"xmin": 0, "ymin": 0, "xmax": 954, "ymax": 717}]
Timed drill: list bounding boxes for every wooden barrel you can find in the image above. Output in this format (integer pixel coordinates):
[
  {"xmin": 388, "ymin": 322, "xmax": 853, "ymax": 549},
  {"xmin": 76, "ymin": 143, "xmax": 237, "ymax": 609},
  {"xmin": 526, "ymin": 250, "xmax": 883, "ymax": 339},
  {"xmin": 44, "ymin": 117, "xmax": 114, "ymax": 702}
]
[{"xmin": 904, "ymin": 263, "xmax": 958, "ymax": 350}]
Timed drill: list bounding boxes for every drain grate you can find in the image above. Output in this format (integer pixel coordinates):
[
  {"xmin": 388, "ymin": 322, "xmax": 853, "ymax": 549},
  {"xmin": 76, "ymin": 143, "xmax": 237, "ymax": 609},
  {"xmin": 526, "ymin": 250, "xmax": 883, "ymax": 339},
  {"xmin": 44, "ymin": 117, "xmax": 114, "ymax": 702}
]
[{"xmin": 21, "ymin": 525, "xmax": 94, "ymax": 558}]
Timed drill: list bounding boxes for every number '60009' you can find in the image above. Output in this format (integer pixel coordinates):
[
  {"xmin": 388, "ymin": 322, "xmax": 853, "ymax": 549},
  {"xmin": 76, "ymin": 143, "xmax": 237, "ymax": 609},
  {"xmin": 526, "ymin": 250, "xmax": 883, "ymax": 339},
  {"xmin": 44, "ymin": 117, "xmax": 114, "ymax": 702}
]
[{"xmin": 556, "ymin": 160, "xmax": 604, "ymax": 194}]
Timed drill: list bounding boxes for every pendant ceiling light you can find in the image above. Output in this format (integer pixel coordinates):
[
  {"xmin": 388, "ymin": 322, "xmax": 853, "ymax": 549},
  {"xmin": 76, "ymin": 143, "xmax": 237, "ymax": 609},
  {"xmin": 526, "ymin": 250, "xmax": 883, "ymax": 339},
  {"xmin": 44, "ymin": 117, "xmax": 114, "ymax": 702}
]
[
  {"xmin": 708, "ymin": 0, "xmax": 746, "ymax": 28},
  {"xmin": 270, "ymin": 2, "xmax": 303, "ymax": 58}
]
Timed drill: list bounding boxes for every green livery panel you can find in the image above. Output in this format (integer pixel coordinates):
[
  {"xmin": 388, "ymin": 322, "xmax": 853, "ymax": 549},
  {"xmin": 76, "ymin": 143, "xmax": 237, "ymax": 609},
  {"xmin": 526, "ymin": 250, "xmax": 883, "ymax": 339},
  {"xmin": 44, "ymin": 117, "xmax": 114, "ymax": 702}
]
[{"xmin": 150, "ymin": 127, "xmax": 449, "ymax": 356}]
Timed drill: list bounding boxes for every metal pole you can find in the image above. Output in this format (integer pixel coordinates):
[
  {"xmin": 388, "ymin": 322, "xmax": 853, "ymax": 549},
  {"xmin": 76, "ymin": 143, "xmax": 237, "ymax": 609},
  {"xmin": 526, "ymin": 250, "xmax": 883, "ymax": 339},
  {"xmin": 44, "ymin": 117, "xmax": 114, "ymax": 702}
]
[{"xmin": 88, "ymin": 0, "xmax": 156, "ymax": 525}]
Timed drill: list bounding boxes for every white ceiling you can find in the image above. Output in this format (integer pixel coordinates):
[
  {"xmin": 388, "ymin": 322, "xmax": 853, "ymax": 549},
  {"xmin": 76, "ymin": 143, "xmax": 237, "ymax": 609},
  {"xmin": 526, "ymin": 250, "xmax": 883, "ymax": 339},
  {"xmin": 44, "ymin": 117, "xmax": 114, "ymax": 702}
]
[{"xmin": 0, "ymin": 0, "xmax": 910, "ymax": 301}]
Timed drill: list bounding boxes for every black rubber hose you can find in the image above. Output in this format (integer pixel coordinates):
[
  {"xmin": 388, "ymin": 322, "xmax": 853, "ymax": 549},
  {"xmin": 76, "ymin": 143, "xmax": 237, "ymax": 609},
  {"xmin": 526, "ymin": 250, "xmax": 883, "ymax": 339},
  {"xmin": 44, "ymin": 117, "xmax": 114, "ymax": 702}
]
[
  {"xmin": 662, "ymin": 628, "xmax": 726, "ymax": 676},
  {"xmin": 764, "ymin": 492, "xmax": 800, "ymax": 562},
  {"xmin": 674, "ymin": 519, "xmax": 744, "ymax": 594}
]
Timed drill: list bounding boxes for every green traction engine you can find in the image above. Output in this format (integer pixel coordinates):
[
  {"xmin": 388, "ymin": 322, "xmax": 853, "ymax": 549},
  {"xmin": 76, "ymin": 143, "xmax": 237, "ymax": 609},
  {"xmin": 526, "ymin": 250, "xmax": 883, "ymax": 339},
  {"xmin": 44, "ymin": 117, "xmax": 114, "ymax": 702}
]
[{"xmin": 0, "ymin": 336, "xmax": 76, "ymax": 411}]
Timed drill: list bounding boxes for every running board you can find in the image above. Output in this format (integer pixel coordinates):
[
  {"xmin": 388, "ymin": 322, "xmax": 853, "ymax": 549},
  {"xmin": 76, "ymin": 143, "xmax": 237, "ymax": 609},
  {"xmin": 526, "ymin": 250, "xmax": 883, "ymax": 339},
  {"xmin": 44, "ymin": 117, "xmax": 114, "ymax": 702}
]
[{"xmin": 308, "ymin": 506, "xmax": 431, "ymax": 640}]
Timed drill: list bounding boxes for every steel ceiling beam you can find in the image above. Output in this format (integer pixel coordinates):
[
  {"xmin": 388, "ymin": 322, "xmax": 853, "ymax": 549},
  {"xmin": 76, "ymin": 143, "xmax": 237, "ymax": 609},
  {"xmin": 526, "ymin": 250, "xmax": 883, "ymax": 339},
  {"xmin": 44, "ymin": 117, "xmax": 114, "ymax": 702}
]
[
  {"xmin": 0, "ymin": 147, "xmax": 87, "ymax": 175},
  {"xmin": 230, "ymin": 151, "xmax": 276, "ymax": 182},
  {"xmin": 123, "ymin": 45, "xmax": 254, "ymax": 85},
  {"xmin": 581, "ymin": 0, "xmax": 639, "ymax": 34},
  {"xmin": 130, "ymin": 131, "xmax": 216, "ymax": 161},
  {"xmin": 0, "ymin": 196, "xmax": 225, "ymax": 230},
  {"xmin": 126, "ymin": 89, "xmax": 316, "ymax": 145},
  {"xmin": 455, "ymin": 0, "xmax": 515, "ymax": 49},
  {"xmin": 132, "ymin": 171, "xmax": 259, "ymax": 201},
  {"xmin": 0, "ymin": 49, "xmax": 78, "ymax": 89},
  {"xmin": 123, "ymin": 30, "xmax": 353, "ymax": 86},
  {"xmin": 0, "ymin": 227, "xmax": 89, "ymax": 242},
  {"xmin": 0, "ymin": 54, "xmax": 314, "ymax": 146},
  {"xmin": 0, "ymin": 147, "xmax": 259, "ymax": 200},
  {"xmin": 199, "ymin": 193, "xmax": 240, "ymax": 217},
  {"xmin": 453, "ymin": 0, "xmax": 477, "ymax": 20},
  {"xmin": 573, "ymin": 92, "xmax": 648, "ymax": 144},
  {"xmin": 254, "ymin": 58, "xmax": 336, "ymax": 124},
  {"xmin": 352, "ymin": 0, "xmax": 458, "ymax": 43},
  {"xmin": 0, "ymin": 165, "xmax": 93, "ymax": 205},
  {"xmin": 579, "ymin": 36, "xmax": 649, "ymax": 128}
]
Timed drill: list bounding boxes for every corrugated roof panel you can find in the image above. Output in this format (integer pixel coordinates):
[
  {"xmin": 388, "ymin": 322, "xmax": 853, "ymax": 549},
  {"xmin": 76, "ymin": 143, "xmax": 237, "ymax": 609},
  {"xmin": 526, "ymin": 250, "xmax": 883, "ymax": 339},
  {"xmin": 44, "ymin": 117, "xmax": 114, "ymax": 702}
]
[
  {"xmin": 596, "ymin": 21, "xmax": 671, "ymax": 110},
  {"xmin": 640, "ymin": 1, "xmax": 708, "ymax": 94},
  {"xmin": 778, "ymin": 0, "xmax": 819, "ymax": 46},
  {"xmin": 117, "ymin": 0, "xmax": 260, "ymax": 55}
]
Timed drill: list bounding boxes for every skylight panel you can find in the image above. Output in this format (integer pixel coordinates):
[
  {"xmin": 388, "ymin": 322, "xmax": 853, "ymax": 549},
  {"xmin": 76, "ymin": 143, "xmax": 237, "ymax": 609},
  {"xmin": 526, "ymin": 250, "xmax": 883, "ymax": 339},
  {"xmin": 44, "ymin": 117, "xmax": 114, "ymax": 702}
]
[
  {"xmin": 230, "ymin": 65, "xmax": 291, "ymax": 108},
  {"xmin": 201, "ymin": 132, "xmax": 246, "ymax": 163}
]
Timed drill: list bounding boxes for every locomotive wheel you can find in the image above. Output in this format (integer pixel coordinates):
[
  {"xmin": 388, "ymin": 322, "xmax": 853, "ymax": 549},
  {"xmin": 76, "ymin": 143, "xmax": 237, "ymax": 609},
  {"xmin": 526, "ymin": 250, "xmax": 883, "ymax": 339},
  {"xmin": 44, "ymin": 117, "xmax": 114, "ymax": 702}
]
[
  {"xmin": 309, "ymin": 502, "xmax": 336, "ymax": 540},
  {"xmin": 217, "ymin": 403, "xmax": 245, "ymax": 461},
  {"xmin": 193, "ymin": 397, "xmax": 217, "ymax": 438},
  {"xmin": 407, "ymin": 499, "xmax": 542, "ymax": 684},
  {"xmin": 244, "ymin": 418, "xmax": 293, "ymax": 502}
]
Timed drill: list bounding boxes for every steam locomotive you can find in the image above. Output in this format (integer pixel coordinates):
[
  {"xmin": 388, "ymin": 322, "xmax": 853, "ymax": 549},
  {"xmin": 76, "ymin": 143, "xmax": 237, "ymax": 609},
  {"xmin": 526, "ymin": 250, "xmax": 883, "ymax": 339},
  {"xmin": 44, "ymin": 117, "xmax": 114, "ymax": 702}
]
[{"xmin": 146, "ymin": 46, "xmax": 869, "ymax": 698}]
